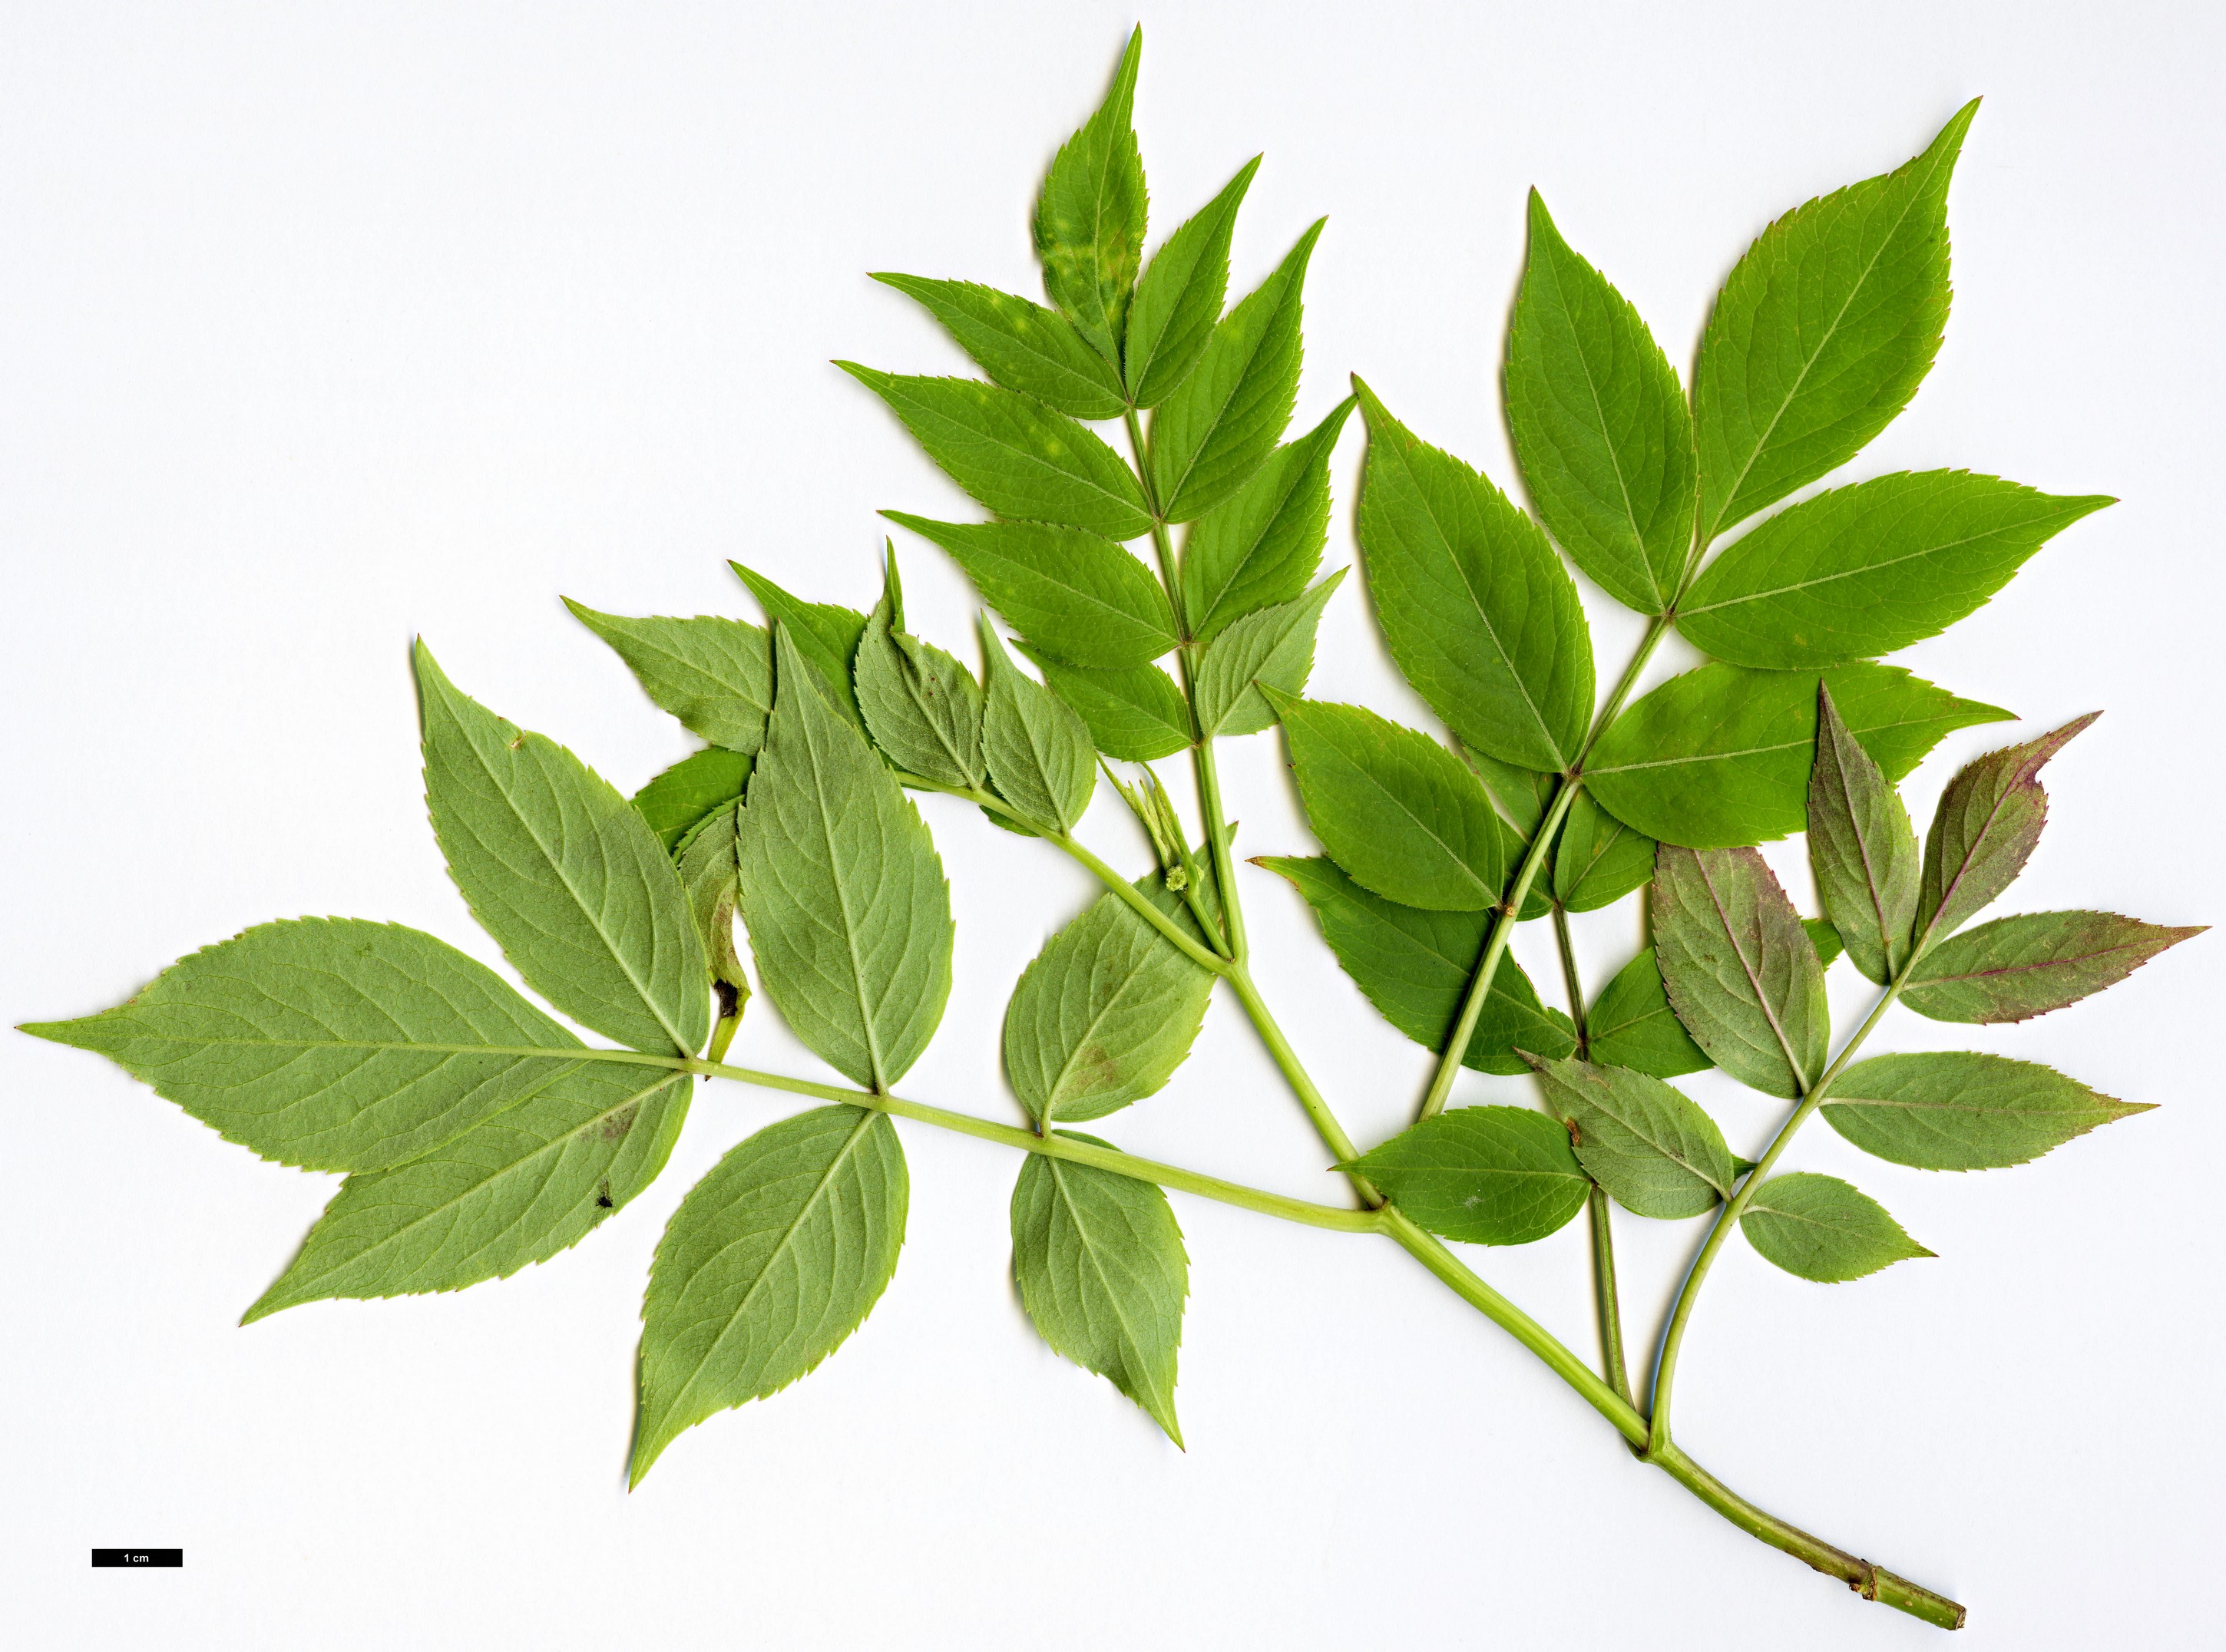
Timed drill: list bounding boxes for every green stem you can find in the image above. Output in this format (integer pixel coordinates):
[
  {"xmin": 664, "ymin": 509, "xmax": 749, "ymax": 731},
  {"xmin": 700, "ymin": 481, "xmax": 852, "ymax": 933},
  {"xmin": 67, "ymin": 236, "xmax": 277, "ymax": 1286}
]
[
  {"xmin": 692, "ymin": 1057, "xmax": 1382, "ymax": 1234},
  {"xmin": 1225, "ymin": 963, "xmax": 1380, "ymax": 1204},
  {"xmin": 1552, "ymin": 904, "xmax": 1590, "ymax": 1054},
  {"xmin": 680, "ymin": 1056, "xmax": 1956, "ymax": 1624},
  {"xmin": 1414, "ymin": 613, "xmax": 1674, "ymax": 1123},
  {"xmin": 1414, "ymin": 781, "xmax": 1579, "ymax": 1120},
  {"xmin": 1647, "ymin": 976, "xmax": 1908, "ymax": 1452},
  {"xmin": 1648, "ymin": 1442, "xmax": 1966, "ymax": 1631},
  {"xmin": 1387, "ymin": 1208, "xmax": 1961, "ymax": 1627},
  {"xmin": 1551, "ymin": 906, "xmax": 1634, "ymax": 1413},
  {"xmin": 891, "ymin": 768, "xmax": 1231, "ymax": 977},
  {"xmin": 1588, "ymin": 1188, "xmax": 1636, "ymax": 1411}
]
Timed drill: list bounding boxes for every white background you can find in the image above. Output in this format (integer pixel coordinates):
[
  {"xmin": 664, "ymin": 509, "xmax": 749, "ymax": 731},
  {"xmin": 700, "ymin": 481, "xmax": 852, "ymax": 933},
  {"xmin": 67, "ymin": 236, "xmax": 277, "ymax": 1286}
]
[{"xmin": 5, "ymin": 2, "xmax": 2219, "ymax": 1646}]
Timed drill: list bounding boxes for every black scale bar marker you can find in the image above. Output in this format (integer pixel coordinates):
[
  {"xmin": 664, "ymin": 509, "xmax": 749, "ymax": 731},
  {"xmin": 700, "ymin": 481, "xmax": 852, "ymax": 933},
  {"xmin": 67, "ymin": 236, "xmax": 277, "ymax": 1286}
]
[{"xmin": 92, "ymin": 1549, "xmax": 183, "ymax": 1567}]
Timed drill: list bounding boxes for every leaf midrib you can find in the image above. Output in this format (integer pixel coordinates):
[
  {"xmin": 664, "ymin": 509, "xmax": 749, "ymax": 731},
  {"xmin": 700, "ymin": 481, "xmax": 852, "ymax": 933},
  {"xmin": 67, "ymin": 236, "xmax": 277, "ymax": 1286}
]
[
  {"xmin": 663, "ymin": 1109, "xmax": 881, "ymax": 1426},
  {"xmin": 1682, "ymin": 514, "xmax": 2049, "ymax": 616},
  {"xmin": 459, "ymin": 724, "xmax": 696, "ymax": 1057},
  {"xmin": 274, "ymin": 1068, "xmax": 670, "ymax": 1294},
  {"xmin": 1384, "ymin": 432, "xmax": 1564, "ymax": 765},
  {"xmin": 1705, "ymin": 142, "xmax": 1953, "ymax": 536},
  {"xmin": 1692, "ymin": 854, "xmax": 1814, "ymax": 1091}
]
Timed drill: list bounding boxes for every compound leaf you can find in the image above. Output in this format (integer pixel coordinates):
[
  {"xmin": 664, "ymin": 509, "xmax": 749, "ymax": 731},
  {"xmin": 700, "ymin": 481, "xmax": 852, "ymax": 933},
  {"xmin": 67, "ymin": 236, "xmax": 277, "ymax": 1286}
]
[
  {"xmin": 736, "ymin": 629, "xmax": 954, "ymax": 1089},
  {"xmin": 1586, "ymin": 661, "xmax": 2011, "ymax": 849},
  {"xmin": 631, "ymin": 1105, "xmax": 908, "ymax": 1485},
  {"xmin": 1741, "ymin": 1172, "xmax": 1933, "ymax": 1282},
  {"xmin": 1345, "ymin": 1105, "xmax": 1590, "ymax": 1245},
  {"xmin": 1354, "ymin": 381, "xmax": 1593, "ymax": 771},
  {"xmin": 1652, "ymin": 844, "xmax": 1827, "ymax": 1099},
  {"xmin": 414, "ymin": 643, "xmax": 709, "ymax": 1058}
]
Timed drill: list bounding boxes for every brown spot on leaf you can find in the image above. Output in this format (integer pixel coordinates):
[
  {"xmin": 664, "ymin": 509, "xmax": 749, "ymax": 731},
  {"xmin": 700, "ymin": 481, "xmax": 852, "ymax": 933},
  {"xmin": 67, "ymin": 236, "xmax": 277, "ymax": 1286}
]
[{"xmin": 596, "ymin": 1104, "xmax": 638, "ymax": 1142}]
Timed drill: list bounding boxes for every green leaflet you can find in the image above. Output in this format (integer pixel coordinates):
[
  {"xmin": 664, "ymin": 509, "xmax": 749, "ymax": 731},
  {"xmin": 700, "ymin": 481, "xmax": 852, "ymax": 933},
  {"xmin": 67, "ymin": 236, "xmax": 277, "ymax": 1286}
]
[
  {"xmin": 1259, "ymin": 856, "xmax": 1575, "ymax": 1075},
  {"xmin": 1003, "ymin": 880, "xmax": 1215, "ymax": 1123},
  {"xmin": 1011, "ymin": 1135, "xmax": 1188, "ymax": 1444},
  {"xmin": 1586, "ymin": 948, "xmax": 1711, "ymax": 1079},
  {"xmin": 26, "ymin": 919, "xmax": 587, "ymax": 1174},
  {"xmin": 1586, "ymin": 661, "xmax": 2012, "ymax": 849},
  {"xmin": 1505, "ymin": 191, "xmax": 1695, "ymax": 615},
  {"xmin": 853, "ymin": 554, "xmax": 986, "ymax": 790},
  {"xmin": 981, "ymin": 620, "xmax": 1096, "ymax": 833},
  {"xmin": 1553, "ymin": 792, "xmax": 1655, "ymax": 914},
  {"xmin": 1192, "ymin": 569, "xmax": 1342, "ymax": 739},
  {"xmin": 1148, "ymin": 223, "xmax": 1321, "ymax": 524},
  {"xmin": 1524, "ymin": 1054, "xmax": 1740, "ymax": 1219},
  {"xmin": 1125, "ymin": 157, "xmax": 1259, "ymax": 408},
  {"xmin": 1353, "ymin": 382, "xmax": 1594, "ymax": 771},
  {"xmin": 1916, "ymin": 715, "xmax": 2094, "ymax": 946},
  {"xmin": 1740, "ymin": 1172, "xmax": 1933, "ymax": 1283},
  {"xmin": 633, "ymin": 747, "xmax": 755, "ymax": 852},
  {"xmin": 1903, "ymin": 910, "xmax": 2202, "ymax": 1024},
  {"xmin": 1464, "ymin": 745, "xmax": 1556, "ymax": 840},
  {"xmin": 1019, "ymin": 646, "xmax": 1192, "ymax": 761},
  {"xmin": 1034, "ymin": 28, "xmax": 1147, "ymax": 363},
  {"xmin": 1345, "ymin": 1106, "xmax": 1590, "ymax": 1246},
  {"xmin": 1806, "ymin": 684, "xmax": 1920, "ymax": 984},
  {"xmin": 631, "ymin": 1105, "xmax": 908, "ymax": 1486},
  {"xmin": 729, "ymin": 562, "xmax": 870, "ymax": 729},
  {"xmin": 242, "ymin": 1064, "xmax": 692, "ymax": 1322},
  {"xmin": 415, "ymin": 644, "xmax": 709, "ymax": 1058},
  {"xmin": 675, "ymin": 801, "xmax": 749, "ymax": 1038},
  {"xmin": 869, "ymin": 274, "xmax": 1126, "ymax": 420},
  {"xmin": 1652, "ymin": 844, "xmax": 1828, "ymax": 1100},
  {"xmin": 1693, "ymin": 103, "xmax": 1977, "ymax": 541},
  {"xmin": 882, "ymin": 511, "xmax": 1176, "ymax": 669},
  {"xmin": 1827, "ymin": 1051, "xmax": 2154, "ymax": 1171},
  {"xmin": 1270, "ymin": 694, "xmax": 1507, "ymax": 911},
  {"xmin": 1804, "ymin": 918, "xmax": 1847, "ymax": 972},
  {"xmin": 565, "ymin": 602, "xmax": 774, "ymax": 755},
  {"xmin": 1181, "ymin": 397, "xmax": 1354, "ymax": 643},
  {"xmin": 839, "ymin": 366, "xmax": 1151, "ymax": 540},
  {"xmin": 1679, "ymin": 471, "xmax": 2112, "ymax": 669},
  {"xmin": 737, "ymin": 629, "xmax": 954, "ymax": 1089}
]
